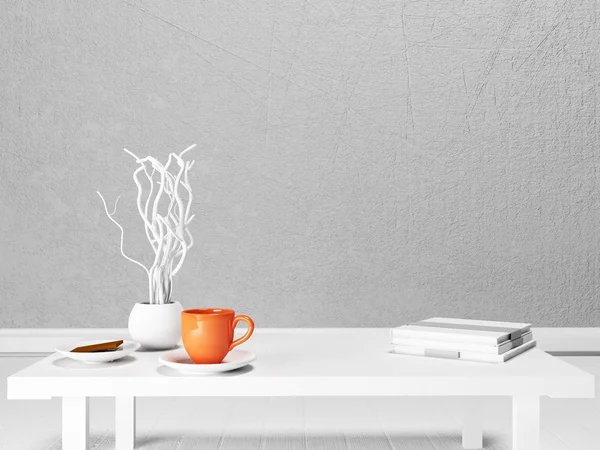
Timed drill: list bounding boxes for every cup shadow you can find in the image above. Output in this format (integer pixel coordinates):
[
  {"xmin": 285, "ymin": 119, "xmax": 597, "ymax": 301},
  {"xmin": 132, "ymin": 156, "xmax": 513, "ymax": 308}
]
[{"xmin": 156, "ymin": 364, "xmax": 254, "ymax": 377}]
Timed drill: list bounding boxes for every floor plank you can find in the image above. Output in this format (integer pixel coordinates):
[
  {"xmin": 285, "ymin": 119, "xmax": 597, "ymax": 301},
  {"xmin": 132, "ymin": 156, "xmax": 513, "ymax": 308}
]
[
  {"xmin": 426, "ymin": 434, "xmax": 463, "ymax": 450},
  {"xmin": 263, "ymin": 396, "xmax": 305, "ymax": 450},
  {"xmin": 304, "ymin": 397, "xmax": 347, "ymax": 450},
  {"xmin": 219, "ymin": 397, "xmax": 270, "ymax": 450},
  {"xmin": 177, "ymin": 398, "xmax": 237, "ymax": 450}
]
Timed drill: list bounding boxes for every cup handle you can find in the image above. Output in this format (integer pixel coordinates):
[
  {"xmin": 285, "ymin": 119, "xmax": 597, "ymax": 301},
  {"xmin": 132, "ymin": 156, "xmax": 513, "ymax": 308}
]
[{"xmin": 229, "ymin": 315, "xmax": 255, "ymax": 351}]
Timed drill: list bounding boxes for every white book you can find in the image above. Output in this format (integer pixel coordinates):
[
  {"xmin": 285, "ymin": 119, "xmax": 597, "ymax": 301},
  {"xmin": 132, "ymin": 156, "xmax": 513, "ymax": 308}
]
[
  {"xmin": 392, "ymin": 331, "xmax": 533, "ymax": 355},
  {"xmin": 391, "ymin": 317, "xmax": 531, "ymax": 345},
  {"xmin": 391, "ymin": 340, "xmax": 537, "ymax": 364}
]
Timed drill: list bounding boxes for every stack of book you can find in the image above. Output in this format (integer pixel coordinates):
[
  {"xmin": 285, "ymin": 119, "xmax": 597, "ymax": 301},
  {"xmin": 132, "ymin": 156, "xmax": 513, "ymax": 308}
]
[{"xmin": 391, "ymin": 317, "xmax": 536, "ymax": 363}]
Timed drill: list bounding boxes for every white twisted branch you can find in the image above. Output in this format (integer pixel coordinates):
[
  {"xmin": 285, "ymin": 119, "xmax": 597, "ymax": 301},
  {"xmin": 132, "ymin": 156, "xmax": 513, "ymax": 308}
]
[
  {"xmin": 96, "ymin": 192, "xmax": 149, "ymax": 275},
  {"xmin": 98, "ymin": 144, "xmax": 196, "ymax": 304}
]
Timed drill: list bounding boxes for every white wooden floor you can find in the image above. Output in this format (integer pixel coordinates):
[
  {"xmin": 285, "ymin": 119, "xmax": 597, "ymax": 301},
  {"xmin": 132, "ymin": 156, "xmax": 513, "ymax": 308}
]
[{"xmin": 2, "ymin": 356, "xmax": 600, "ymax": 449}]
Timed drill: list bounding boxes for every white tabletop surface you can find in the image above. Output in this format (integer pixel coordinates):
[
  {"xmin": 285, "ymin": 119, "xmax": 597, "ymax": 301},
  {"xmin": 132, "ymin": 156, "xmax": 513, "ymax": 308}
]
[{"xmin": 7, "ymin": 329, "xmax": 594, "ymax": 400}]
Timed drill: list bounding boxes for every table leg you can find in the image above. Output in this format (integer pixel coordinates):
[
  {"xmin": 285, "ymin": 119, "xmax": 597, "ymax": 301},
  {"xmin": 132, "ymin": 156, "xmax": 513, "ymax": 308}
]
[
  {"xmin": 62, "ymin": 397, "xmax": 89, "ymax": 450},
  {"xmin": 512, "ymin": 396, "xmax": 540, "ymax": 450},
  {"xmin": 462, "ymin": 397, "xmax": 483, "ymax": 449},
  {"xmin": 116, "ymin": 396, "xmax": 136, "ymax": 450}
]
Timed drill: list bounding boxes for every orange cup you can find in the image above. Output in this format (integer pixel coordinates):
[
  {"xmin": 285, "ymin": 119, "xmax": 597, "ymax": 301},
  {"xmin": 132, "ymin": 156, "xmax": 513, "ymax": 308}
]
[{"xmin": 181, "ymin": 308, "xmax": 255, "ymax": 364}]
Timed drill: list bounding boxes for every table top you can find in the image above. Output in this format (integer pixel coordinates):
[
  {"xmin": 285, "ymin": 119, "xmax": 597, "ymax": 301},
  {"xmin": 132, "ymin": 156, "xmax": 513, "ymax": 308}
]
[{"xmin": 7, "ymin": 329, "xmax": 595, "ymax": 399}]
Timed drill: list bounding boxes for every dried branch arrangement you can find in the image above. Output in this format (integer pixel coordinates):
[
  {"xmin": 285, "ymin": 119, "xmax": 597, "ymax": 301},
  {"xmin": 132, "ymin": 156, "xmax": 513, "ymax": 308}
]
[{"xmin": 97, "ymin": 144, "xmax": 196, "ymax": 304}]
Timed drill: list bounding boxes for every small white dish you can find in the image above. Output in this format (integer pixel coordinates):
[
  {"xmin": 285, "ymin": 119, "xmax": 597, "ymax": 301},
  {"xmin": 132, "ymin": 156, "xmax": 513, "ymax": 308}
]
[
  {"xmin": 56, "ymin": 340, "xmax": 140, "ymax": 364},
  {"xmin": 159, "ymin": 349, "xmax": 256, "ymax": 374}
]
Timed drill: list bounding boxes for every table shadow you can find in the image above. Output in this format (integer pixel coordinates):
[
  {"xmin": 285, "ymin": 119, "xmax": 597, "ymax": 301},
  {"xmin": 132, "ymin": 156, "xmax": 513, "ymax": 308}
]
[{"xmin": 137, "ymin": 432, "xmax": 503, "ymax": 449}]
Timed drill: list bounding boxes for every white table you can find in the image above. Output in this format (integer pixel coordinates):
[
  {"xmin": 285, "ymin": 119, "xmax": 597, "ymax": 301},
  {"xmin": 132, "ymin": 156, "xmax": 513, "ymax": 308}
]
[{"xmin": 7, "ymin": 329, "xmax": 595, "ymax": 450}]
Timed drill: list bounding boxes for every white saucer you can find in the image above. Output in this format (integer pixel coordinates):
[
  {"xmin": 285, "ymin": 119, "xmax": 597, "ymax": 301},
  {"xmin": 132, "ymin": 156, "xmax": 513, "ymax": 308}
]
[
  {"xmin": 56, "ymin": 340, "xmax": 140, "ymax": 364},
  {"xmin": 159, "ymin": 349, "xmax": 256, "ymax": 374}
]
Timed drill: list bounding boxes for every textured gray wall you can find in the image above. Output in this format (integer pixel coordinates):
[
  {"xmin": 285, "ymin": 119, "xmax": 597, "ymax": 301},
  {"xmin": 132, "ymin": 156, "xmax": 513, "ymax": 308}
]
[{"xmin": 1, "ymin": 0, "xmax": 599, "ymax": 328}]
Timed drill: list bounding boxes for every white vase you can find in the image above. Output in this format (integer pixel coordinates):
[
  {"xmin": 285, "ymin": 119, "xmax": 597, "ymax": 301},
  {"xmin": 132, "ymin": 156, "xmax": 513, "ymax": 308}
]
[{"xmin": 128, "ymin": 302, "xmax": 183, "ymax": 350}]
